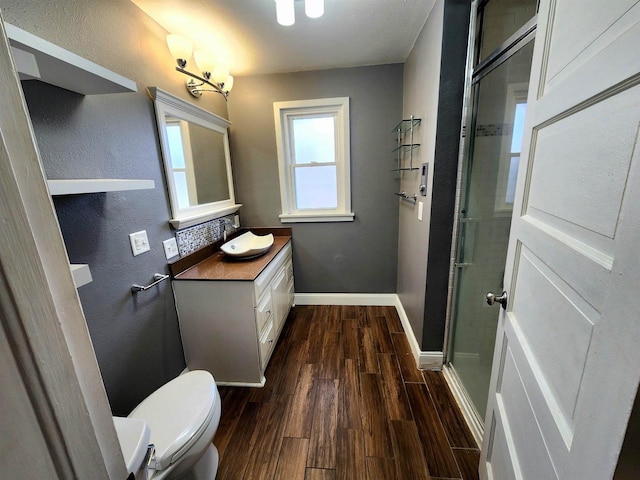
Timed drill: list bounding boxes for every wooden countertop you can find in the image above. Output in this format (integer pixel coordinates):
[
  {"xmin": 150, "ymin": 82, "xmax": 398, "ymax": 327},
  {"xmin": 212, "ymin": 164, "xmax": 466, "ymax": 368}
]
[{"xmin": 174, "ymin": 235, "xmax": 291, "ymax": 281}]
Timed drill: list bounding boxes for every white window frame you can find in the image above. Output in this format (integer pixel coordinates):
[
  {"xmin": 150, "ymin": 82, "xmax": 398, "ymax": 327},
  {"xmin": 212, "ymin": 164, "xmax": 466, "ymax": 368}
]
[{"xmin": 273, "ymin": 97, "xmax": 354, "ymax": 223}]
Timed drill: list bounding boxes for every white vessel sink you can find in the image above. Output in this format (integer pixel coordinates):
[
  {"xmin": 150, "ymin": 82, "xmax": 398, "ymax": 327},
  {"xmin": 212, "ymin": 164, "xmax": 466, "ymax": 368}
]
[{"xmin": 221, "ymin": 231, "xmax": 274, "ymax": 258}]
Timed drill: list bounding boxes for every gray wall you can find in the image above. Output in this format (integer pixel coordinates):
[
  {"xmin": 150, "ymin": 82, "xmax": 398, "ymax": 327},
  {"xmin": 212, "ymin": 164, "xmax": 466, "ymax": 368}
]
[
  {"xmin": 228, "ymin": 64, "xmax": 403, "ymax": 293},
  {"xmin": 398, "ymin": 1, "xmax": 443, "ymax": 346},
  {"xmin": 189, "ymin": 123, "xmax": 229, "ymax": 204},
  {"xmin": 2, "ymin": 0, "xmax": 229, "ymax": 416},
  {"xmin": 22, "ymin": 82, "xmax": 184, "ymax": 417},
  {"xmin": 1, "ymin": 0, "xmax": 227, "ymax": 118},
  {"xmin": 422, "ymin": 0, "xmax": 471, "ymax": 351},
  {"xmin": 398, "ymin": 0, "xmax": 470, "ymax": 351}
]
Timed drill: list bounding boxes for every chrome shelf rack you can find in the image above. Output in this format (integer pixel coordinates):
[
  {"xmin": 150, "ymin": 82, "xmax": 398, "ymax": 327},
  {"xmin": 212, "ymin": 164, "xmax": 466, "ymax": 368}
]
[{"xmin": 392, "ymin": 115, "xmax": 421, "ymax": 199}]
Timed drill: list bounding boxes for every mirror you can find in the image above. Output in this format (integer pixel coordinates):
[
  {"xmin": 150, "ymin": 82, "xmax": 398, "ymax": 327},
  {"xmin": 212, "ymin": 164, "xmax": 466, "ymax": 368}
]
[{"xmin": 149, "ymin": 87, "xmax": 240, "ymax": 229}]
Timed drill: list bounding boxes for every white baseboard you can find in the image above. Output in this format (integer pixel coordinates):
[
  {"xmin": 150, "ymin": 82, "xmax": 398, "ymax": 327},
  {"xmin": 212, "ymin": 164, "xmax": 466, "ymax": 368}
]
[
  {"xmin": 215, "ymin": 376, "xmax": 267, "ymax": 388},
  {"xmin": 418, "ymin": 351, "xmax": 445, "ymax": 370},
  {"xmin": 392, "ymin": 295, "xmax": 443, "ymax": 370},
  {"xmin": 442, "ymin": 365, "xmax": 484, "ymax": 447},
  {"xmin": 294, "ymin": 293, "xmax": 397, "ymax": 306},
  {"xmin": 294, "ymin": 293, "xmax": 444, "ymax": 371}
]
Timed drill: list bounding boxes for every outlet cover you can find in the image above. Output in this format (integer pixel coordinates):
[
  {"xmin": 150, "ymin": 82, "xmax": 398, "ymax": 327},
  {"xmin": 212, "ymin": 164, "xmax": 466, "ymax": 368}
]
[
  {"xmin": 129, "ymin": 230, "xmax": 150, "ymax": 256},
  {"xmin": 163, "ymin": 237, "xmax": 179, "ymax": 259},
  {"xmin": 418, "ymin": 201, "xmax": 424, "ymax": 222}
]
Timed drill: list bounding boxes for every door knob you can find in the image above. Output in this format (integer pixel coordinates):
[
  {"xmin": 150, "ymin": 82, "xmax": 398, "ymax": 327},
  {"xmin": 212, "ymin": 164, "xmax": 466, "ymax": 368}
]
[{"xmin": 486, "ymin": 291, "xmax": 508, "ymax": 309}]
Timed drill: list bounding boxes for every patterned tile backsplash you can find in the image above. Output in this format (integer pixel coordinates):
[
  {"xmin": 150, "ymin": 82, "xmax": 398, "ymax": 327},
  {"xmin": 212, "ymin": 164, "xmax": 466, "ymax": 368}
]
[{"xmin": 174, "ymin": 214, "xmax": 239, "ymax": 257}]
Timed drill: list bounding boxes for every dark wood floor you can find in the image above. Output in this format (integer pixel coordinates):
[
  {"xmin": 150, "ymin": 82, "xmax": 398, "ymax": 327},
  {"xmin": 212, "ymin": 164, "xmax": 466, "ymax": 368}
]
[{"xmin": 213, "ymin": 305, "xmax": 480, "ymax": 480}]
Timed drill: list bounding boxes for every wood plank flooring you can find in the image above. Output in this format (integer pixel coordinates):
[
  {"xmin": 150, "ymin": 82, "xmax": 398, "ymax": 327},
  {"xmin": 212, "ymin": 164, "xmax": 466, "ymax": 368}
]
[{"xmin": 214, "ymin": 305, "xmax": 480, "ymax": 480}]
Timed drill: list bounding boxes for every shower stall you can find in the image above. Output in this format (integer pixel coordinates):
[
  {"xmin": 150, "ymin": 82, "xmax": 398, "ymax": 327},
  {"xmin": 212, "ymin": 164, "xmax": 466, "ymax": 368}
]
[{"xmin": 445, "ymin": 0, "xmax": 538, "ymax": 438}]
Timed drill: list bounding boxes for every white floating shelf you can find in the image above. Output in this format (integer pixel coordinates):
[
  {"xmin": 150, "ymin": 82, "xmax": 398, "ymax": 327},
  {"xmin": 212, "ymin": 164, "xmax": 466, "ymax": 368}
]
[
  {"xmin": 5, "ymin": 22, "xmax": 137, "ymax": 95},
  {"xmin": 70, "ymin": 264, "xmax": 92, "ymax": 288},
  {"xmin": 48, "ymin": 179, "xmax": 155, "ymax": 196}
]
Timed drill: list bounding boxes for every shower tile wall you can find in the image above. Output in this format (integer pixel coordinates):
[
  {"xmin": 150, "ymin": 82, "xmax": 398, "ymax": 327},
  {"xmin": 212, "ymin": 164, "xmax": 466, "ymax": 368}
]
[
  {"xmin": 174, "ymin": 214, "xmax": 238, "ymax": 256},
  {"xmin": 479, "ymin": 0, "xmax": 538, "ymax": 60}
]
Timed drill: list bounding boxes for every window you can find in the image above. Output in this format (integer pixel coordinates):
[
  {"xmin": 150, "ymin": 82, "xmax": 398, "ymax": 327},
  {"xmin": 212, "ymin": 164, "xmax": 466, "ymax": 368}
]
[
  {"xmin": 494, "ymin": 84, "xmax": 528, "ymax": 213},
  {"xmin": 273, "ymin": 97, "xmax": 354, "ymax": 222},
  {"xmin": 166, "ymin": 119, "xmax": 195, "ymax": 209},
  {"xmin": 505, "ymin": 102, "xmax": 527, "ymax": 204}
]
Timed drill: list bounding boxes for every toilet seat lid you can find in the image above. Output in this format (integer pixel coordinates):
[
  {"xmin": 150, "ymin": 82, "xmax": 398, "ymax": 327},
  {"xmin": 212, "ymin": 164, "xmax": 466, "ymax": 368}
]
[{"xmin": 128, "ymin": 370, "xmax": 217, "ymax": 471}]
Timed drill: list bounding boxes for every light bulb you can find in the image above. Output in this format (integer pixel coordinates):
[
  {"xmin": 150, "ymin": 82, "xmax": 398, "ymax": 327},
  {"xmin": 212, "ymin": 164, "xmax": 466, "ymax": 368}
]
[
  {"xmin": 167, "ymin": 34, "xmax": 193, "ymax": 67},
  {"xmin": 305, "ymin": 0, "xmax": 324, "ymax": 18},
  {"xmin": 275, "ymin": 0, "xmax": 295, "ymax": 26},
  {"xmin": 212, "ymin": 63, "xmax": 229, "ymax": 85},
  {"xmin": 224, "ymin": 75, "xmax": 234, "ymax": 93},
  {"xmin": 194, "ymin": 50, "xmax": 216, "ymax": 76}
]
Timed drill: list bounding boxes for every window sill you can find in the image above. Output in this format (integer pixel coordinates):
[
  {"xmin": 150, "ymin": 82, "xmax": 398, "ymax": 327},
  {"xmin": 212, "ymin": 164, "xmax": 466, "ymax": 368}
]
[{"xmin": 279, "ymin": 212, "xmax": 355, "ymax": 223}]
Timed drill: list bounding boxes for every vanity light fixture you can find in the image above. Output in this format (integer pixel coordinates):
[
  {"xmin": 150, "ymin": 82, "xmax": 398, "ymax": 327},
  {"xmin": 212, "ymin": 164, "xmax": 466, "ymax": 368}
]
[
  {"xmin": 275, "ymin": 0, "xmax": 324, "ymax": 26},
  {"xmin": 166, "ymin": 33, "xmax": 234, "ymax": 100}
]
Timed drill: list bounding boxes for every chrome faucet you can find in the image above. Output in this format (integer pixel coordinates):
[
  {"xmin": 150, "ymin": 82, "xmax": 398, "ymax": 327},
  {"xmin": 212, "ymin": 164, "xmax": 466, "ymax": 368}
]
[{"xmin": 222, "ymin": 218, "xmax": 231, "ymax": 242}]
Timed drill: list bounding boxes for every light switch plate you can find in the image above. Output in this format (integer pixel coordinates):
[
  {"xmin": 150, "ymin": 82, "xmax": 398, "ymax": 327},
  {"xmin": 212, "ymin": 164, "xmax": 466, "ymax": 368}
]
[
  {"xmin": 129, "ymin": 230, "xmax": 150, "ymax": 256},
  {"xmin": 163, "ymin": 237, "xmax": 179, "ymax": 260}
]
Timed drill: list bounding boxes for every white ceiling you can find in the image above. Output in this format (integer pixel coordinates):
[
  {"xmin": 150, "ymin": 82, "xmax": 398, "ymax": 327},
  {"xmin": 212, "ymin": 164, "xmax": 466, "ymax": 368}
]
[{"xmin": 131, "ymin": 0, "xmax": 435, "ymax": 77}]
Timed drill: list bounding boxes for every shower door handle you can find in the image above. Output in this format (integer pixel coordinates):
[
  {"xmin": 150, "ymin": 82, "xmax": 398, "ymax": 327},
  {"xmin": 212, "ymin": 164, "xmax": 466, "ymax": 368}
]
[{"xmin": 486, "ymin": 291, "xmax": 508, "ymax": 310}]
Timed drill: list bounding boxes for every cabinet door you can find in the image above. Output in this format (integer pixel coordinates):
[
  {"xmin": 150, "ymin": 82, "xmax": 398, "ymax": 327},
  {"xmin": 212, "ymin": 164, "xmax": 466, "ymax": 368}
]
[
  {"xmin": 271, "ymin": 267, "xmax": 290, "ymax": 333},
  {"xmin": 258, "ymin": 320, "xmax": 275, "ymax": 370},
  {"xmin": 255, "ymin": 290, "xmax": 273, "ymax": 336}
]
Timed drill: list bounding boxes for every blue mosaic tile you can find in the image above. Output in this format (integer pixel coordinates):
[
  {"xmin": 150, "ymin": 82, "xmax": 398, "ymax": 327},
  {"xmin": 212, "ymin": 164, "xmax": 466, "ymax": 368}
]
[{"xmin": 174, "ymin": 214, "xmax": 239, "ymax": 257}]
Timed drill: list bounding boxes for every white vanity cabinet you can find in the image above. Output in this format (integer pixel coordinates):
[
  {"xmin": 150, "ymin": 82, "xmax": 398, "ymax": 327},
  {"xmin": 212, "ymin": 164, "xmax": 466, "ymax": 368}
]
[{"xmin": 172, "ymin": 240, "xmax": 294, "ymax": 386}]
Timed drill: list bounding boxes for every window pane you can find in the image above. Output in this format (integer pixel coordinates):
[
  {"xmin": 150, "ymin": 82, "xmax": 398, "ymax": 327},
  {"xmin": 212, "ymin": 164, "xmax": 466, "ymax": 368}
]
[
  {"xmin": 292, "ymin": 117, "xmax": 335, "ymax": 165},
  {"xmin": 511, "ymin": 103, "xmax": 527, "ymax": 154},
  {"xmin": 294, "ymin": 165, "xmax": 337, "ymax": 209},
  {"xmin": 166, "ymin": 124, "xmax": 186, "ymax": 169},
  {"xmin": 173, "ymin": 171, "xmax": 190, "ymax": 209},
  {"xmin": 506, "ymin": 155, "xmax": 520, "ymax": 204}
]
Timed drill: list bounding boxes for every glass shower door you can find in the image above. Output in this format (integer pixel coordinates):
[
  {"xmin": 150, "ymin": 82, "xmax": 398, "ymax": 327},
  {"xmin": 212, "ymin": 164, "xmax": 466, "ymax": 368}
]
[{"xmin": 448, "ymin": 40, "xmax": 534, "ymax": 419}]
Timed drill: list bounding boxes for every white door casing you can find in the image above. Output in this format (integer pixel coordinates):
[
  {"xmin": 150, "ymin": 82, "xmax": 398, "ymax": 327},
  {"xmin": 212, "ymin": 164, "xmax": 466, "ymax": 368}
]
[
  {"xmin": 0, "ymin": 14, "xmax": 126, "ymax": 479},
  {"xmin": 481, "ymin": 1, "xmax": 640, "ymax": 479}
]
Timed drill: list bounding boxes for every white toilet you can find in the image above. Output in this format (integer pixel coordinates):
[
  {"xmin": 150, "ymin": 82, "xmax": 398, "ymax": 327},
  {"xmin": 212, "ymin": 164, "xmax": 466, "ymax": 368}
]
[{"xmin": 116, "ymin": 370, "xmax": 222, "ymax": 480}]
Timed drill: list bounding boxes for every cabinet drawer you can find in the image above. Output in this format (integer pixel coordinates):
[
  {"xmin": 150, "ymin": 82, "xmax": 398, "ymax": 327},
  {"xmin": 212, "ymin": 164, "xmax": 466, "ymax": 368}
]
[
  {"xmin": 259, "ymin": 320, "xmax": 275, "ymax": 369},
  {"xmin": 256, "ymin": 291, "xmax": 273, "ymax": 335}
]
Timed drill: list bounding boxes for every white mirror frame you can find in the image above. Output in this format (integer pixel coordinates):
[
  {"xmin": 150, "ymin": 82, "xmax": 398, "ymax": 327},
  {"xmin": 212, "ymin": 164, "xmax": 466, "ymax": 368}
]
[{"xmin": 149, "ymin": 87, "xmax": 241, "ymax": 229}]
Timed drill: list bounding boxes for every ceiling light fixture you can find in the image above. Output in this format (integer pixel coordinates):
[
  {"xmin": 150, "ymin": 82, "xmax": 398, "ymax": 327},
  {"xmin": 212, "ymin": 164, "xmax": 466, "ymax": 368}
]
[
  {"xmin": 305, "ymin": 0, "xmax": 324, "ymax": 19},
  {"xmin": 166, "ymin": 33, "xmax": 234, "ymax": 100},
  {"xmin": 275, "ymin": 0, "xmax": 295, "ymax": 26},
  {"xmin": 275, "ymin": 0, "xmax": 324, "ymax": 26}
]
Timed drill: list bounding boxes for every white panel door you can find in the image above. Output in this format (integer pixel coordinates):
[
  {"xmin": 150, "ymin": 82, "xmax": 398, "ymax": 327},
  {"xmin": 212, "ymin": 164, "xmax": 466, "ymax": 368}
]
[{"xmin": 481, "ymin": 1, "xmax": 640, "ymax": 479}]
